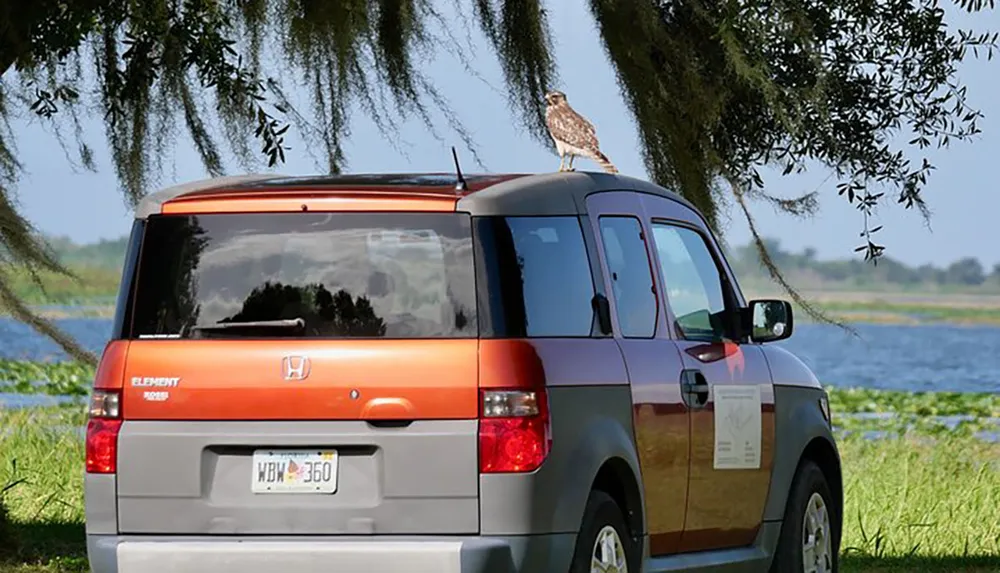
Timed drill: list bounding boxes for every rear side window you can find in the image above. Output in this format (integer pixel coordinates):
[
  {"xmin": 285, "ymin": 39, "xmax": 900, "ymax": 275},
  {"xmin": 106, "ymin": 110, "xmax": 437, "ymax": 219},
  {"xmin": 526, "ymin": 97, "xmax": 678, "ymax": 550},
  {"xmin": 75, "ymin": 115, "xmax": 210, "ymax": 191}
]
[
  {"xmin": 111, "ymin": 219, "xmax": 144, "ymax": 339},
  {"xmin": 474, "ymin": 216, "xmax": 596, "ymax": 337},
  {"xmin": 129, "ymin": 212, "xmax": 477, "ymax": 339},
  {"xmin": 598, "ymin": 216, "xmax": 657, "ymax": 338}
]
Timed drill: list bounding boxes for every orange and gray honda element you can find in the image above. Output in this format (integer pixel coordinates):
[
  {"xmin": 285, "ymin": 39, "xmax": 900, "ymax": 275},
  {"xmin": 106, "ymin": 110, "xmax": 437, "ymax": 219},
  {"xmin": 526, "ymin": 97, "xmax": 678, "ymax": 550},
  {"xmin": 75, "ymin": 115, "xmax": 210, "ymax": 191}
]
[{"xmin": 85, "ymin": 172, "xmax": 841, "ymax": 573}]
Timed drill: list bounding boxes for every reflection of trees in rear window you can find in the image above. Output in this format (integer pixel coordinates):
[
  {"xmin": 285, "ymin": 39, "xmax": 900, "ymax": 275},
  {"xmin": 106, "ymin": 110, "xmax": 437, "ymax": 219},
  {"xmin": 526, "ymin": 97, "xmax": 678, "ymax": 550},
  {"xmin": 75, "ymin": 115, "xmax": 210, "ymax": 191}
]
[
  {"xmin": 130, "ymin": 213, "xmax": 476, "ymax": 339},
  {"xmin": 221, "ymin": 281, "xmax": 388, "ymax": 337}
]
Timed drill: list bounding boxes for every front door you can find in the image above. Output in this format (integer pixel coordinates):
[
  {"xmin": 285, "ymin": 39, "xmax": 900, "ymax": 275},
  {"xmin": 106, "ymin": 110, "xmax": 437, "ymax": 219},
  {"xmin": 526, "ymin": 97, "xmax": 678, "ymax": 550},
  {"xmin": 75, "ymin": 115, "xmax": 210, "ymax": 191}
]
[
  {"xmin": 641, "ymin": 195, "xmax": 776, "ymax": 553},
  {"xmin": 585, "ymin": 191, "xmax": 690, "ymax": 556}
]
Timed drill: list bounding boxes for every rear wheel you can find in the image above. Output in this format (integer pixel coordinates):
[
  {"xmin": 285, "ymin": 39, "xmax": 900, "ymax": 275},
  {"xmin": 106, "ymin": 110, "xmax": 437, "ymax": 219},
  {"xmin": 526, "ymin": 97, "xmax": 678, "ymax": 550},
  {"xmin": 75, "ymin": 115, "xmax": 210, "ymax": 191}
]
[
  {"xmin": 570, "ymin": 490, "xmax": 635, "ymax": 573},
  {"xmin": 771, "ymin": 459, "xmax": 839, "ymax": 573}
]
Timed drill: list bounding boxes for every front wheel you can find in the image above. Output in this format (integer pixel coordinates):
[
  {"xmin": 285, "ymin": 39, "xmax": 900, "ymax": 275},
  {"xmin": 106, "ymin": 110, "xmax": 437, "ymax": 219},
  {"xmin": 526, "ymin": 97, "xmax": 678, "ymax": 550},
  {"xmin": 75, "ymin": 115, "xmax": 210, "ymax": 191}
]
[
  {"xmin": 570, "ymin": 490, "xmax": 635, "ymax": 573},
  {"xmin": 771, "ymin": 459, "xmax": 839, "ymax": 573}
]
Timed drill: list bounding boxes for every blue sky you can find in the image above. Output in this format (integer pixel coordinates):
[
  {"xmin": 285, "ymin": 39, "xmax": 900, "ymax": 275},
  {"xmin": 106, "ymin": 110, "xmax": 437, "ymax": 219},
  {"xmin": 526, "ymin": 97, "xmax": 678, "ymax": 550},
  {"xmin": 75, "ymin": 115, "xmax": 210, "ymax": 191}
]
[{"xmin": 7, "ymin": 2, "xmax": 999, "ymax": 269}]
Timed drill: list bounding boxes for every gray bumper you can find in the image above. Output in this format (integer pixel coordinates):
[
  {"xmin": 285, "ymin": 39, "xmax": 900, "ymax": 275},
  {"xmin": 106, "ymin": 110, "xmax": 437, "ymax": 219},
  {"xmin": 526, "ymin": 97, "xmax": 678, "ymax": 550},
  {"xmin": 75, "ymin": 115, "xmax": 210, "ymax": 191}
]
[{"xmin": 87, "ymin": 533, "xmax": 576, "ymax": 573}]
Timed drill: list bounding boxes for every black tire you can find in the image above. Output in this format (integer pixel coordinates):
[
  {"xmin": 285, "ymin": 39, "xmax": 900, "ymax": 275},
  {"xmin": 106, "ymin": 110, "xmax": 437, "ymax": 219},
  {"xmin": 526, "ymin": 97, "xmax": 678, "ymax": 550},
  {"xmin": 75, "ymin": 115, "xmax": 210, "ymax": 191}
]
[
  {"xmin": 770, "ymin": 459, "xmax": 840, "ymax": 573},
  {"xmin": 570, "ymin": 490, "xmax": 637, "ymax": 573}
]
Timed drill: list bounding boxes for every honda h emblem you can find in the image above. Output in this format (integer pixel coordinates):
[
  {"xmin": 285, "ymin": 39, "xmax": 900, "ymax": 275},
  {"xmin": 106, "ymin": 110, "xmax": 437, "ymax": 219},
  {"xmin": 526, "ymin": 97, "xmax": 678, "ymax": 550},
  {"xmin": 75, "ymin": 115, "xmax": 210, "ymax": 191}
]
[{"xmin": 282, "ymin": 355, "xmax": 311, "ymax": 381}]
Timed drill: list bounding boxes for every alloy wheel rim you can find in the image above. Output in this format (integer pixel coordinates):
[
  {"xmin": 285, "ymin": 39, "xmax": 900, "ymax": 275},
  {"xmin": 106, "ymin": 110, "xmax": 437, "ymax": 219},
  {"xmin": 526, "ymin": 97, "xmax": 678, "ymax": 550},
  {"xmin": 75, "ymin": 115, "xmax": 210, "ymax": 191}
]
[
  {"xmin": 591, "ymin": 525, "xmax": 628, "ymax": 573},
  {"xmin": 802, "ymin": 492, "xmax": 832, "ymax": 573}
]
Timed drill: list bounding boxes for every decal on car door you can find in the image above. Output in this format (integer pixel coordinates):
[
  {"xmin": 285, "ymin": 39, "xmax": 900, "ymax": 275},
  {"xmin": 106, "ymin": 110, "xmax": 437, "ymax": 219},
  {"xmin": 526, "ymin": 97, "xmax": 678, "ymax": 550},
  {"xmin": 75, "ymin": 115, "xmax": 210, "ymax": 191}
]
[{"xmin": 712, "ymin": 384, "xmax": 762, "ymax": 470}]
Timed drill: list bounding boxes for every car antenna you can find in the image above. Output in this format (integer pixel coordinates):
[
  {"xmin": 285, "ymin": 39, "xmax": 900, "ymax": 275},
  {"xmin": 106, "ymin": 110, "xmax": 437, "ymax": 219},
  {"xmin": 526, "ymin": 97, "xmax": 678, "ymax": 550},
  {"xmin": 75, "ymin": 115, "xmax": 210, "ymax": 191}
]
[{"xmin": 451, "ymin": 146, "xmax": 468, "ymax": 191}]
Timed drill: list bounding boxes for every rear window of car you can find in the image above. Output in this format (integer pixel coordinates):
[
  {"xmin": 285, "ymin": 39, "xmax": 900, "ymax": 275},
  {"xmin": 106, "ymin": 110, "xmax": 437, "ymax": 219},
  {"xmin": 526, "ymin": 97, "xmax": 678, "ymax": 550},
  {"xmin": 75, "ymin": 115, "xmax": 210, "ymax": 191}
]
[{"xmin": 128, "ymin": 212, "xmax": 477, "ymax": 339}]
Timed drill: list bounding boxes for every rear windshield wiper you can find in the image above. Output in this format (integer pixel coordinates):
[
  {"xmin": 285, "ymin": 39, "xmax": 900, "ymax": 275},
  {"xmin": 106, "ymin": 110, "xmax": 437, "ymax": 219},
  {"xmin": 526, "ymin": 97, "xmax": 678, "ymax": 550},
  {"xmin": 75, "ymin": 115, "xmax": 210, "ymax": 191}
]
[{"xmin": 191, "ymin": 318, "xmax": 306, "ymax": 331}]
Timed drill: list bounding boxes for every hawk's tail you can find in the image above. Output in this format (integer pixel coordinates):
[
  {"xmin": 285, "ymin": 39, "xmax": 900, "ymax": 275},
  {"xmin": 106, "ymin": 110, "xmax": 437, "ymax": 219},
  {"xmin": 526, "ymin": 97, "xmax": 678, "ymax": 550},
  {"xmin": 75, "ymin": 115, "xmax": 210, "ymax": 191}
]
[{"xmin": 592, "ymin": 150, "xmax": 618, "ymax": 174}]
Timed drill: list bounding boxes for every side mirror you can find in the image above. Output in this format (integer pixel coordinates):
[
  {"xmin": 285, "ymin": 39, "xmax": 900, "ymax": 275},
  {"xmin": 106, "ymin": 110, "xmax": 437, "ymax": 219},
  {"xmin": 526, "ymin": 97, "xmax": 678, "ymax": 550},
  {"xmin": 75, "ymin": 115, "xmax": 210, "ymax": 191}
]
[{"xmin": 746, "ymin": 299, "xmax": 793, "ymax": 342}]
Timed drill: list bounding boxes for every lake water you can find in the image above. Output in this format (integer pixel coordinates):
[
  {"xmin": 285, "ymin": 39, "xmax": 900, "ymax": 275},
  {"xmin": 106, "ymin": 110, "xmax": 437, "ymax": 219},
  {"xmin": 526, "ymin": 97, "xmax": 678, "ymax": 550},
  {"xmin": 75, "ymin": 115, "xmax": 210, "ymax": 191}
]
[{"xmin": 1, "ymin": 317, "xmax": 999, "ymax": 395}]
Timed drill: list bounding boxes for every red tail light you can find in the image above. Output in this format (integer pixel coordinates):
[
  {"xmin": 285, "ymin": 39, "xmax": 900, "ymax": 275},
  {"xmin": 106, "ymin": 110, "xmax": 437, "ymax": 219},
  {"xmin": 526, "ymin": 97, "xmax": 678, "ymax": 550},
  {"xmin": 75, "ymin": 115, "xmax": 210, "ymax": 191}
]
[
  {"xmin": 479, "ymin": 389, "xmax": 551, "ymax": 473},
  {"xmin": 86, "ymin": 417, "xmax": 122, "ymax": 474},
  {"xmin": 86, "ymin": 341, "xmax": 128, "ymax": 474}
]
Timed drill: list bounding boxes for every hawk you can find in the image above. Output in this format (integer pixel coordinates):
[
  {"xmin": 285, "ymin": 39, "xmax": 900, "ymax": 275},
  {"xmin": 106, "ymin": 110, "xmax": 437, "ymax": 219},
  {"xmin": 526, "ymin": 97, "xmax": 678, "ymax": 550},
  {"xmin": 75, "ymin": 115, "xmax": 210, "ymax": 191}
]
[{"xmin": 544, "ymin": 90, "xmax": 618, "ymax": 174}]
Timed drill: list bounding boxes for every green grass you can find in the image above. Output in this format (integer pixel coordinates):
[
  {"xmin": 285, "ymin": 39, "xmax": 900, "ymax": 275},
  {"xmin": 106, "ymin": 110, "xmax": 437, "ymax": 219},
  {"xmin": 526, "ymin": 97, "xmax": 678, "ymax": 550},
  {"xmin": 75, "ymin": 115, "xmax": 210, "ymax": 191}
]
[
  {"xmin": 1, "ymin": 404, "xmax": 999, "ymax": 572},
  {"xmin": 838, "ymin": 434, "xmax": 1000, "ymax": 558},
  {"xmin": 0, "ymin": 408, "xmax": 87, "ymax": 573}
]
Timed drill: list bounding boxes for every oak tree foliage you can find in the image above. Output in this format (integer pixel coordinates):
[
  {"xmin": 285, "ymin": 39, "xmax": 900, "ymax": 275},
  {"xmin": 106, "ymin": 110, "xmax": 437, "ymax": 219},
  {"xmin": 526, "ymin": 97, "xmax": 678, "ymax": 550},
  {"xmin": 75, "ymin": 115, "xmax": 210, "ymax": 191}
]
[{"xmin": 0, "ymin": 0, "xmax": 996, "ymax": 362}]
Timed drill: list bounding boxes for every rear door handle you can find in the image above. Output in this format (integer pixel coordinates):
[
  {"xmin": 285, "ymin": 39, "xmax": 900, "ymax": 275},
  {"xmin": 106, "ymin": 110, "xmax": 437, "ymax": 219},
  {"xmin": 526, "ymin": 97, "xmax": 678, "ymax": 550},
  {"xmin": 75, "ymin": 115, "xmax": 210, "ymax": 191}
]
[{"xmin": 680, "ymin": 369, "xmax": 710, "ymax": 408}]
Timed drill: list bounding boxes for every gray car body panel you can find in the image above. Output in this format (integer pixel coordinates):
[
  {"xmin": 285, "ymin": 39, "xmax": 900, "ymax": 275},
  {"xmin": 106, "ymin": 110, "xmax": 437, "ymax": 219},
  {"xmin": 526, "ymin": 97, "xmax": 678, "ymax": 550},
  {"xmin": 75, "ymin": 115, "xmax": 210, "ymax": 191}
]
[
  {"xmin": 84, "ymin": 474, "xmax": 118, "ymax": 535},
  {"xmin": 454, "ymin": 172, "xmax": 704, "ymax": 220},
  {"xmin": 115, "ymin": 419, "xmax": 479, "ymax": 535},
  {"xmin": 480, "ymin": 384, "xmax": 640, "ymax": 537},
  {"xmin": 88, "ymin": 170, "xmax": 842, "ymax": 573},
  {"xmin": 87, "ymin": 533, "xmax": 576, "ymax": 573},
  {"xmin": 760, "ymin": 384, "xmax": 839, "ymax": 522},
  {"xmin": 759, "ymin": 346, "xmax": 842, "ymax": 525}
]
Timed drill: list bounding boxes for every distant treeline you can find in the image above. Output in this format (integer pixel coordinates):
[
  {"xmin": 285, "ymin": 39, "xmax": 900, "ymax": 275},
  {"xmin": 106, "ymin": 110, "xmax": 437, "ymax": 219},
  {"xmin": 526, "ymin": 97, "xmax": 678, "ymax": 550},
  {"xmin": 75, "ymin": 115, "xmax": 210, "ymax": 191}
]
[
  {"xmin": 5, "ymin": 233, "xmax": 999, "ymax": 305},
  {"xmin": 43, "ymin": 235, "xmax": 129, "ymax": 270},
  {"xmin": 725, "ymin": 238, "xmax": 1000, "ymax": 291}
]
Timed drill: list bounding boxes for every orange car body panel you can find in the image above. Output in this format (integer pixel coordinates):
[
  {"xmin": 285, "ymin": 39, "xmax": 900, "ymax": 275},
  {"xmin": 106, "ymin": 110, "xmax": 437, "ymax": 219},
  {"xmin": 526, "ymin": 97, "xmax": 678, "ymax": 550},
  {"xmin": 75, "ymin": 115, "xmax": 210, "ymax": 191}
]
[
  {"xmin": 120, "ymin": 339, "xmax": 480, "ymax": 420},
  {"xmin": 477, "ymin": 340, "xmax": 547, "ymax": 390},
  {"xmin": 93, "ymin": 340, "xmax": 130, "ymax": 389},
  {"xmin": 633, "ymin": 395, "xmax": 690, "ymax": 555}
]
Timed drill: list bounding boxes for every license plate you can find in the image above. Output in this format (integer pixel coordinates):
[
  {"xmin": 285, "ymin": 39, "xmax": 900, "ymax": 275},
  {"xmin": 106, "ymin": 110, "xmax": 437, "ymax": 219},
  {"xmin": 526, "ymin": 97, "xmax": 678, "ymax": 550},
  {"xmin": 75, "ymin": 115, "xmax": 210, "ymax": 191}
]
[{"xmin": 251, "ymin": 449, "xmax": 338, "ymax": 494}]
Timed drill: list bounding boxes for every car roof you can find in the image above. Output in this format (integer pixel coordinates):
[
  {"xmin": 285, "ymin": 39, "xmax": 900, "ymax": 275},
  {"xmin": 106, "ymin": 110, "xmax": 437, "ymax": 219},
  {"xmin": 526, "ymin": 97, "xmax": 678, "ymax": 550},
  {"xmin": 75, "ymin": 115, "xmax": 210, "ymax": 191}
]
[{"xmin": 135, "ymin": 171, "xmax": 700, "ymax": 219}]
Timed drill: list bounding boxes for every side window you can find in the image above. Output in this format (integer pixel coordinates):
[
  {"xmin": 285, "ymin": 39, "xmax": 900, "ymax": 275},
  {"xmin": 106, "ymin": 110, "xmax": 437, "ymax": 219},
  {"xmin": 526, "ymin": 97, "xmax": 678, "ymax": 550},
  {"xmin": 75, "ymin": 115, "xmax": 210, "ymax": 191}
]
[
  {"xmin": 598, "ymin": 216, "xmax": 657, "ymax": 338},
  {"xmin": 650, "ymin": 223, "xmax": 729, "ymax": 342},
  {"xmin": 474, "ymin": 216, "xmax": 597, "ymax": 338},
  {"xmin": 505, "ymin": 217, "xmax": 596, "ymax": 336}
]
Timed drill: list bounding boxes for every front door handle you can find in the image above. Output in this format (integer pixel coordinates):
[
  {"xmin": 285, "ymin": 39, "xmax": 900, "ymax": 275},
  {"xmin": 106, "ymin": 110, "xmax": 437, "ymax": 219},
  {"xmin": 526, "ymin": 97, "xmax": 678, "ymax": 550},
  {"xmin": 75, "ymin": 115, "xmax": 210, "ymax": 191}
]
[{"xmin": 680, "ymin": 369, "xmax": 710, "ymax": 408}]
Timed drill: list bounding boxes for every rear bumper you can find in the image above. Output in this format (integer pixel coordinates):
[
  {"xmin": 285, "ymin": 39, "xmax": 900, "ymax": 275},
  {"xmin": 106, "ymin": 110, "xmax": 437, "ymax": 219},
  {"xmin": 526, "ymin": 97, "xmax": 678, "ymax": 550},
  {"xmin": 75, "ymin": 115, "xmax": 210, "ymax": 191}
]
[{"xmin": 87, "ymin": 533, "xmax": 576, "ymax": 573}]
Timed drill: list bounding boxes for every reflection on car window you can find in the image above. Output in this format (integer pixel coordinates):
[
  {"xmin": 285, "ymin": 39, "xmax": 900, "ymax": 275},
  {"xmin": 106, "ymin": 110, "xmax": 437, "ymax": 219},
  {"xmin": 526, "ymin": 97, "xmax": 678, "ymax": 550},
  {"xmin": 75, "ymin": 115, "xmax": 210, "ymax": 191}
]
[
  {"xmin": 650, "ymin": 224, "xmax": 728, "ymax": 342},
  {"xmin": 130, "ymin": 212, "xmax": 477, "ymax": 339},
  {"xmin": 506, "ymin": 217, "xmax": 596, "ymax": 337},
  {"xmin": 598, "ymin": 217, "xmax": 657, "ymax": 338}
]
